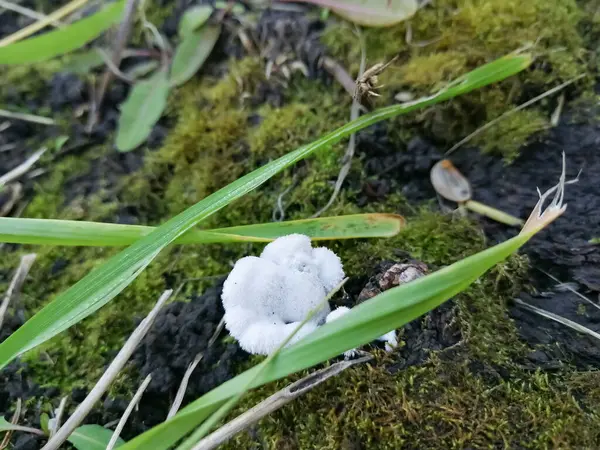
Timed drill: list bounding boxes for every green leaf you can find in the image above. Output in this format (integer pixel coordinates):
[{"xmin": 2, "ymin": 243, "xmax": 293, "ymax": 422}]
[
  {"xmin": 115, "ymin": 69, "xmax": 170, "ymax": 152},
  {"xmin": 40, "ymin": 413, "xmax": 50, "ymax": 434},
  {"xmin": 120, "ymin": 230, "xmax": 537, "ymax": 450},
  {"xmin": 170, "ymin": 24, "xmax": 221, "ymax": 87},
  {"xmin": 178, "ymin": 5, "xmax": 213, "ymax": 37},
  {"xmin": 0, "ymin": 1, "xmax": 125, "ymax": 65},
  {"xmin": 0, "ymin": 53, "xmax": 532, "ymax": 372},
  {"xmin": 0, "ymin": 417, "xmax": 15, "ymax": 431},
  {"xmin": 0, "ymin": 214, "xmax": 404, "ymax": 246},
  {"xmin": 293, "ymin": 0, "xmax": 418, "ymax": 26},
  {"xmin": 61, "ymin": 48, "xmax": 105, "ymax": 74},
  {"xmin": 68, "ymin": 424, "xmax": 125, "ymax": 450}
]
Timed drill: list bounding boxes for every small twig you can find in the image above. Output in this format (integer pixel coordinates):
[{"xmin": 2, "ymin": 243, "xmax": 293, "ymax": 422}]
[
  {"xmin": 312, "ymin": 30, "xmax": 366, "ymax": 218},
  {"xmin": 0, "ymin": 253, "xmax": 36, "ymax": 331},
  {"xmin": 321, "ymin": 56, "xmax": 358, "ymax": 99},
  {"xmin": 0, "ymin": 0, "xmax": 63, "ymax": 27},
  {"xmin": 0, "ymin": 121, "xmax": 11, "ymax": 132},
  {"xmin": 0, "ymin": 0, "xmax": 88, "ymax": 46},
  {"xmin": 96, "ymin": 48, "xmax": 135, "ymax": 84},
  {"xmin": 445, "ymin": 75, "xmax": 585, "ymax": 156},
  {"xmin": 168, "ymin": 317, "xmax": 226, "ymax": 419},
  {"xmin": 195, "ymin": 356, "xmax": 372, "ymax": 449},
  {"xmin": 0, "ymin": 109, "xmax": 54, "ymax": 126},
  {"xmin": 49, "ymin": 396, "xmax": 68, "ymax": 438},
  {"xmin": 88, "ymin": 0, "xmax": 140, "ymax": 131},
  {"xmin": 41, "ymin": 289, "xmax": 173, "ymax": 450},
  {"xmin": 537, "ymin": 268, "xmax": 600, "ymax": 312},
  {"xmin": 272, "ymin": 177, "xmax": 297, "ymax": 222},
  {"xmin": 0, "ymin": 398, "xmax": 22, "ymax": 450},
  {"xmin": 515, "ymin": 298, "xmax": 600, "ymax": 341},
  {"xmin": 0, "ymin": 148, "xmax": 46, "ymax": 188},
  {"xmin": 167, "ymin": 353, "xmax": 203, "ymax": 420},
  {"xmin": 106, "ymin": 374, "xmax": 152, "ymax": 450}
]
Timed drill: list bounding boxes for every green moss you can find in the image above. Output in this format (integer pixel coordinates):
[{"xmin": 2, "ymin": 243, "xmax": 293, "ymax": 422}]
[{"xmin": 322, "ymin": 0, "xmax": 591, "ymax": 160}]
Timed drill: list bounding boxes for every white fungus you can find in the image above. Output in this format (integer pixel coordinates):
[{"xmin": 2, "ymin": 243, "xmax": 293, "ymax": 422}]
[{"xmin": 221, "ymin": 234, "xmax": 345, "ymax": 355}]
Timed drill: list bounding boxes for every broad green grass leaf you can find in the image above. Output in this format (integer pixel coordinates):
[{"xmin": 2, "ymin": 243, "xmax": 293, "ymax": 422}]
[
  {"xmin": 178, "ymin": 5, "xmax": 213, "ymax": 37},
  {"xmin": 170, "ymin": 24, "xmax": 221, "ymax": 87},
  {"xmin": 292, "ymin": 0, "xmax": 417, "ymax": 26},
  {"xmin": 0, "ymin": 53, "xmax": 531, "ymax": 372},
  {"xmin": 116, "ymin": 69, "xmax": 170, "ymax": 152},
  {"xmin": 120, "ymin": 230, "xmax": 536, "ymax": 450},
  {"xmin": 0, "ymin": 214, "xmax": 404, "ymax": 246},
  {"xmin": 61, "ymin": 48, "xmax": 105, "ymax": 74},
  {"xmin": 0, "ymin": 1, "xmax": 125, "ymax": 65},
  {"xmin": 0, "ymin": 417, "xmax": 16, "ymax": 431},
  {"xmin": 68, "ymin": 425, "xmax": 125, "ymax": 449}
]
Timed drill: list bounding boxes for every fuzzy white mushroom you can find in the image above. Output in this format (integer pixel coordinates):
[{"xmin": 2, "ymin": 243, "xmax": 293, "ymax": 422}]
[{"xmin": 221, "ymin": 234, "xmax": 345, "ymax": 355}]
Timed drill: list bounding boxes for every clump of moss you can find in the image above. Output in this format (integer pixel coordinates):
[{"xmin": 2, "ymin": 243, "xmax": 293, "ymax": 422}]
[{"xmin": 322, "ymin": 0, "xmax": 591, "ymax": 160}]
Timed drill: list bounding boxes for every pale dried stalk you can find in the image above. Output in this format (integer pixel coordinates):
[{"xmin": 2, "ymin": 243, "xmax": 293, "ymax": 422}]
[
  {"xmin": 0, "ymin": 398, "xmax": 22, "ymax": 450},
  {"xmin": 515, "ymin": 299, "xmax": 600, "ymax": 341},
  {"xmin": 0, "ymin": 253, "xmax": 37, "ymax": 331},
  {"xmin": 0, "ymin": 109, "xmax": 54, "ymax": 125},
  {"xmin": 167, "ymin": 353, "xmax": 203, "ymax": 420},
  {"xmin": 0, "ymin": 0, "xmax": 89, "ymax": 46},
  {"xmin": 168, "ymin": 318, "xmax": 225, "ymax": 419},
  {"xmin": 0, "ymin": 1, "xmax": 63, "ymax": 27},
  {"xmin": 106, "ymin": 374, "xmax": 152, "ymax": 450},
  {"xmin": 0, "ymin": 148, "xmax": 46, "ymax": 189},
  {"xmin": 194, "ymin": 356, "xmax": 372, "ymax": 450},
  {"xmin": 446, "ymin": 75, "xmax": 585, "ymax": 156},
  {"xmin": 49, "ymin": 396, "xmax": 68, "ymax": 437},
  {"xmin": 42, "ymin": 289, "xmax": 173, "ymax": 450}
]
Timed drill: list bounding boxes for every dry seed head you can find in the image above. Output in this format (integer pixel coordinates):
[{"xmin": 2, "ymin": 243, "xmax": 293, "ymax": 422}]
[{"xmin": 520, "ymin": 153, "xmax": 579, "ymax": 235}]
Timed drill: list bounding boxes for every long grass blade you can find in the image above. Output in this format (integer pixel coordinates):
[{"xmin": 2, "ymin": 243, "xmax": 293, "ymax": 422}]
[
  {"xmin": 0, "ymin": 53, "xmax": 532, "ymax": 371},
  {"xmin": 0, "ymin": 214, "xmax": 404, "ymax": 246}
]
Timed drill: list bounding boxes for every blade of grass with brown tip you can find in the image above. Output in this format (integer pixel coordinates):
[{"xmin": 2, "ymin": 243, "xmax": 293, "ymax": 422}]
[{"xmin": 0, "ymin": 214, "xmax": 404, "ymax": 247}]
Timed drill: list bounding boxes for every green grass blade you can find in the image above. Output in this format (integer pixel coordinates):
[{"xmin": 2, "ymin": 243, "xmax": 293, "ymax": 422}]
[
  {"xmin": 0, "ymin": 214, "xmax": 404, "ymax": 246},
  {"xmin": 120, "ymin": 231, "xmax": 533, "ymax": 450},
  {"xmin": 0, "ymin": 1, "xmax": 125, "ymax": 64},
  {"xmin": 0, "ymin": 53, "xmax": 531, "ymax": 371}
]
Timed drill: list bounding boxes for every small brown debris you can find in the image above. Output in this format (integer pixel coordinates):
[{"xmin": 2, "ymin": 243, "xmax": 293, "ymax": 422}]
[{"xmin": 358, "ymin": 260, "xmax": 429, "ymax": 303}]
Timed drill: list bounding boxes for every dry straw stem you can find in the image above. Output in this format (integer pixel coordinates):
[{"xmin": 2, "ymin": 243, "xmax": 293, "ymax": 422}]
[
  {"xmin": 168, "ymin": 317, "xmax": 226, "ymax": 419},
  {"xmin": 106, "ymin": 374, "xmax": 152, "ymax": 450},
  {"xmin": 195, "ymin": 355, "xmax": 372, "ymax": 450},
  {"xmin": 0, "ymin": 148, "xmax": 46, "ymax": 189},
  {"xmin": 0, "ymin": 0, "xmax": 89, "ymax": 46},
  {"xmin": 0, "ymin": 1, "xmax": 63, "ymax": 27},
  {"xmin": 445, "ymin": 75, "xmax": 585, "ymax": 156},
  {"xmin": 0, "ymin": 253, "xmax": 36, "ymax": 331},
  {"xmin": 49, "ymin": 396, "xmax": 68, "ymax": 437},
  {"xmin": 515, "ymin": 299, "xmax": 600, "ymax": 341},
  {"xmin": 42, "ymin": 289, "xmax": 173, "ymax": 450},
  {"xmin": 538, "ymin": 268, "xmax": 600, "ymax": 312},
  {"xmin": 0, "ymin": 398, "xmax": 22, "ymax": 450},
  {"xmin": 0, "ymin": 109, "xmax": 54, "ymax": 125},
  {"xmin": 313, "ymin": 28, "xmax": 366, "ymax": 218}
]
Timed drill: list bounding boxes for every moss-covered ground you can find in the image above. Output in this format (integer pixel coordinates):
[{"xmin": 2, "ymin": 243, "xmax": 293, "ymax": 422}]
[{"xmin": 1, "ymin": 0, "xmax": 600, "ymax": 446}]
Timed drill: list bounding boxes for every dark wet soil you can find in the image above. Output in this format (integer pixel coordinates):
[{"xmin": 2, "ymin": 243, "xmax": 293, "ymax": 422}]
[{"xmin": 358, "ymin": 109, "xmax": 600, "ymax": 369}]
